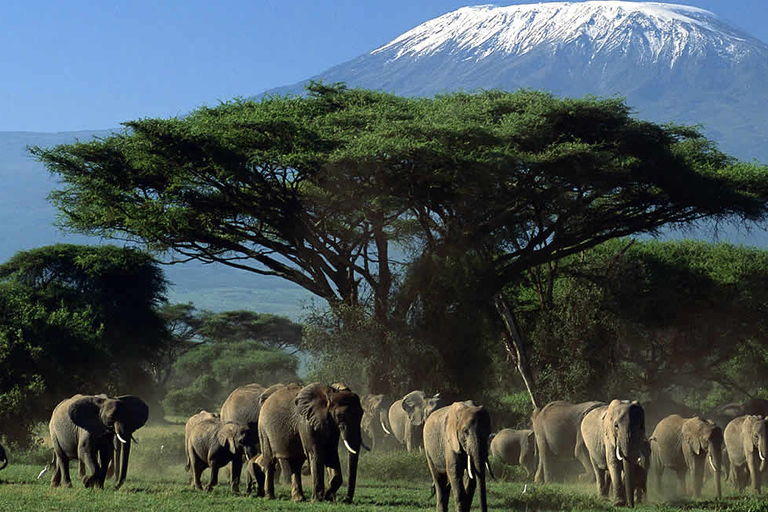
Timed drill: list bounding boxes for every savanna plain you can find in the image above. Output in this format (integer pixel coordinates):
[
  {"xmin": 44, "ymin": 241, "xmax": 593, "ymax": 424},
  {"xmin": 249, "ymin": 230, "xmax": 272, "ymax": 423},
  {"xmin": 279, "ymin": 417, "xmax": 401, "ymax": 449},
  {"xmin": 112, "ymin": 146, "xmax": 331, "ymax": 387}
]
[{"xmin": 0, "ymin": 420, "xmax": 764, "ymax": 512}]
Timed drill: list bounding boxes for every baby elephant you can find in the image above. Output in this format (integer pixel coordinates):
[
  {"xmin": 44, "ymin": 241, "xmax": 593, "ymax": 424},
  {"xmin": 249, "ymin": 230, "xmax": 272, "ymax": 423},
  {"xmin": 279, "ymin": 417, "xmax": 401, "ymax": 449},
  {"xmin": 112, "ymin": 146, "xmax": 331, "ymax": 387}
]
[
  {"xmin": 185, "ymin": 410, "xmax": 253, "ymax": 492},
  {"xmin": 490, "ymin": 429, "xmax": 536, "ymax": 479}
]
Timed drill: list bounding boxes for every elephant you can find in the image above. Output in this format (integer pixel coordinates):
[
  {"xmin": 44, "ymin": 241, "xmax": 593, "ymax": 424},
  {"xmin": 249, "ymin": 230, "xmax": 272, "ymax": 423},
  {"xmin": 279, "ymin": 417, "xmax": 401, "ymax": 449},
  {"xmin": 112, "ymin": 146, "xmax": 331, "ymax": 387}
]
[
  {"xmin": 649, "ymin": 414, "xmax": 723, "ymax": 499},
  {"xmin": 532, "ymin": 400, "xmax": 605, "ymax": 483},
  {"xmin": 489, "ymin": 429, "xmax": 536, "ymax": 479},
  {"xmin": 49, "ymin": 393, "xmax": 148, "ymax": 489},
  {"xmin": 361, "ymin": 393, "xmax": 394, "ymax": 450},
  {"xmin": 184, "ymin": 410, "xmax": 252, "ymax": 492},
  {"xmin": 258, "ymin": 382, "xmax": 364, "ymax": 502},
  {"xmin": 424, "ymin": 400, "xmax": 492, "ymax": 512},
  {"xmin": 219, "ymin": 382, "xmax": 267, "ymax": 493},
  {"xmin": 579, "ymin": 399, "xmax": 646, "ymax": 507},
  {"xmin": 710, "ymin": 398, "xmax": 768, "ymax": 429},
  {"xmin": 389, "ymin": 390, "xmax": 445, "ymax": 452},
  {"xmin": 723, "ymin": 414, "xmax": 768, "ymax": 493},
  {"xmin": 642, "ymin": 397, "xmax": 700, "ymax": 434},
  {"xmin": 0, "ymin": 441, "xmax": 6, "ymax": 471}
]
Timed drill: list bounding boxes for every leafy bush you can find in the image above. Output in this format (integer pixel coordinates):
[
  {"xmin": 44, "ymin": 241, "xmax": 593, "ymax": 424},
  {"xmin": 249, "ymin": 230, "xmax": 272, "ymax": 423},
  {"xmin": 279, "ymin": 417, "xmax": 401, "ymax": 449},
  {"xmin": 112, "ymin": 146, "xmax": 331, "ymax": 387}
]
[{"xmin": 358, "ymin": 450, "xmax": 431, "ymax": 482}]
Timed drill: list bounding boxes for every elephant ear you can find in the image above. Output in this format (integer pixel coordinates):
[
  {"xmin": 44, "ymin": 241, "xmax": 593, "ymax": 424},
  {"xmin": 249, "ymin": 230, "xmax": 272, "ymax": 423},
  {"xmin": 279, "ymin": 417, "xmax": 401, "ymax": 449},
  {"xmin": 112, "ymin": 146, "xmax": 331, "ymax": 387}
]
[
  {"xmin": 114, "ymin": 395, "xmax": 149, "ymax": 433},
  {"xmin": 402, "ymin": 392, "xmax": 427, "ymax": 426},
  {"xmin": 69, "ymin": 395, "xmax": 108, "ymax": 434},
  {"xmin": 218, "ymin": 422, "xmax": 238, "ymax": 455},
  {"xmin": 295, "ymin": 383, "xmax": 332, "ymax": 430},
  {"xmin": 447, "ymin": 403, "xmax": 464, "ymax": 454}
]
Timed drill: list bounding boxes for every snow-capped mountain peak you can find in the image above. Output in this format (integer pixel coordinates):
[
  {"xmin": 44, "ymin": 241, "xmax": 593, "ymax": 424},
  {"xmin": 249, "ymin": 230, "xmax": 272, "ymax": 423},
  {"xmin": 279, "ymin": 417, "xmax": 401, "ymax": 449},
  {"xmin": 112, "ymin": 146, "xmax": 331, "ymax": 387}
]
[{"xmin": 372, "ymin": 1, "xmax": 761, "ymax": 66}]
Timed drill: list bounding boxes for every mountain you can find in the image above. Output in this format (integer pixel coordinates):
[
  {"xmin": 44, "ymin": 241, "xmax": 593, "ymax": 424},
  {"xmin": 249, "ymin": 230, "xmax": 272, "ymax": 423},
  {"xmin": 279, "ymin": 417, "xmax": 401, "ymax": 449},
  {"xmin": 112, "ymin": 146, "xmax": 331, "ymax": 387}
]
[
  {"xmin": 270, "ymin": 1, "xmax": 768, "ymax": 164},
  {"xmin": 3, "ymin": 1, "xmax": 768, "ymax": 317}
]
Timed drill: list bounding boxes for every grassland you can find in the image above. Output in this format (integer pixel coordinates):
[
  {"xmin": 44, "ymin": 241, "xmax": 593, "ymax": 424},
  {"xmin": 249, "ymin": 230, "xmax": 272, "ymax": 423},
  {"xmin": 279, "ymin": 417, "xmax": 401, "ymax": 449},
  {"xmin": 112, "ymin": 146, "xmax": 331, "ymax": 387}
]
[{"xmin": 0, "ymin": 421, "xmax": 766, "ymax": 511}]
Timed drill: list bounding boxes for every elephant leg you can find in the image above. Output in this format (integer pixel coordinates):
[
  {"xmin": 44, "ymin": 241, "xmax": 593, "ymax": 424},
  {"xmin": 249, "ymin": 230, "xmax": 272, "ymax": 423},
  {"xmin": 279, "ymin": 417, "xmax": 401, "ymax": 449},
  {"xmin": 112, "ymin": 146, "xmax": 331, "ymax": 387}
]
[
  {"xmin": 675, "ymin": 468, "xmax": 686, "ymax": 497},
  {"xmin": 323, "ymin": 445, "xmax": 343, "ymax": 501},
  {"xmin": 206, "ymin": 463, "xmax": 220, "ymax": 492},
  {"xmin": 654, "ymin": 464, "xmax": 664, "ymax": 497},
  {"xmin": 97, "ymin": 441, "xmax": 112, "ymax": 488},
  {"xmin": 750, "ymin": 455, "xmax": 763, "ymax": 494},
  {"xmin": 308, "ymin": 453, "xmax": 325, "ymax": 502},
  {"xmin": 534, "ymin": 444, "xmax": 546, "ymax": 483},
  {"xmin": 464, "ymin": 471, "xmax": 477, "ymax": 511},
  {"xmin": 607, "ymin": 459, "xmax": 626, "ymax": 506},
  {"xmin": 289, "ymin": 457, "xmax": 305, "ymax": 502},
  {"xmin": 51, "ymin": 448, "xmax": 69, "ymax": 488},
  {"xmin": 78, "ymin": 444, "xmax": 100, "ymax": 488},
  {"xmin": 230, "ymin": 456, "xmax": 242, "ymax": 493},
  {"xmin": 191, "ymin": 457, "xmax": 205, "ymax": 490},
  {"xmin": 427, "ymin": 456, "xmax": 450, "ymax": 512},
  {"xmin": 263, "ymin": 456, "xmax": 276, "ymax": 499},
  {"xmin": 593, "ymin": 464, "xmax": 608, "ymax": 498},
  {"xmin": 446, "ymin": 457, "xmax": 466, "ymax": 512},
  {"xmin": 251, "ymin": 460, "xmax": 265, "ymax": 497},
  {"xmin": 691, "ymin": 458, "xmax": 704, "ymax": 498},
  {"xmin": 405, "ymin": 425, "xmax": 413, "ymax": 453},
  {"xmin": 279, "ymin": 458, "xmax": 291, "ymax": 485}
]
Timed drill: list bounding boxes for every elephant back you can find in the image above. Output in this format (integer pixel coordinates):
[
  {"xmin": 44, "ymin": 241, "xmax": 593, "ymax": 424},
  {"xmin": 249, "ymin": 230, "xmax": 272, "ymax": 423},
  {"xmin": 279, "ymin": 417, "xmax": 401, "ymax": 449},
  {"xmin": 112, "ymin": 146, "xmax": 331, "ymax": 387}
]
[{"xmin": 220, "ymin": 383, "xmax": 267, "ymax": 428}]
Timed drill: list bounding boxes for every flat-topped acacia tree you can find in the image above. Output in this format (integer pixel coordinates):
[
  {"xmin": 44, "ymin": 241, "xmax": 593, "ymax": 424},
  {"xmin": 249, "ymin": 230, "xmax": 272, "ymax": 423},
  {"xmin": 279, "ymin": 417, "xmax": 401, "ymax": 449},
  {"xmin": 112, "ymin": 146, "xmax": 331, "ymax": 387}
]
[{"xmin": 32, "ymin": 83, "xmax": 768, "ymax": 397}]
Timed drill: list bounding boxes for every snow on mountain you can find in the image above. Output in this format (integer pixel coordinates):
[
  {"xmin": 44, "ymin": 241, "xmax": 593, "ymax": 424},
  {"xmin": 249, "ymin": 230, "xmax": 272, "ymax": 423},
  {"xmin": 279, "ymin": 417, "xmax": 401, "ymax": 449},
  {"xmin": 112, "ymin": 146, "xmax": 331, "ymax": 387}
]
[
  {"xmin": 372, "ymin": 2, "xmax": 764, "ymax": 68},
  {"xmin": 268, "ymin": 1, "xmax": 768, "ymax": 164}
]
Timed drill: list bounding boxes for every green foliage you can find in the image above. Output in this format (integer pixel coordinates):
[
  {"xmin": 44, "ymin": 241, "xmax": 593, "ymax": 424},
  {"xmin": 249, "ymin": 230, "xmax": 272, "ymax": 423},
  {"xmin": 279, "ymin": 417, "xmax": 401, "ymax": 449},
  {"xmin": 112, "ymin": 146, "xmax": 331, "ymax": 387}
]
[
  {"xmin": 30, "ymin": 84, "xmax": 768, "ymax": 399},
  {"xmin": 0, "ymin": 244, "xmax": 168, "ymax": 446},
  {"xmin": 512, "ymin": 238, "xmax": 768, "ymax": 406}
]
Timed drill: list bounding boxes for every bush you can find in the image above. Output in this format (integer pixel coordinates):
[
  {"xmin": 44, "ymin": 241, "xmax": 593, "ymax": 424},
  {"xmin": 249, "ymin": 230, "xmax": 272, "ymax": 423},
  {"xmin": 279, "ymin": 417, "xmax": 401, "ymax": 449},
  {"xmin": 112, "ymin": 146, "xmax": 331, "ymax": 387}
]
[
  {"xmin": 357, "ymin": 450, "xmax": 431, "ymax": 482},
  {"xmin": 161, "ymin": 375, "xmax": 221, "ymax": 416}
]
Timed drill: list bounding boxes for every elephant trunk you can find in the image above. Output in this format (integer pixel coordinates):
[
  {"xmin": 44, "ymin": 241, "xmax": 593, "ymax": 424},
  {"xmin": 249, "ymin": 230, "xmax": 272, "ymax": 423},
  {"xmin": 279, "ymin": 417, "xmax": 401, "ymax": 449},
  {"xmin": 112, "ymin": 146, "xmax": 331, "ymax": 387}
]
[
  {"xmin": 0, "ymin": 453, "xmax": 6, "ymax": 471},
  {"xmin": 115, "ymin": 424, "xmax": 131, "ymax": 490},
  {"xmin": 340, "ymin": 425, "xmax": 362, "ymax": 502},
  {"xmin": 623, "ymin": 458, "xmax": 634, "ymax": 507},
  {"xmin": 710, "ymin": 449, "xmax": 722, "ymax": 499},
  {"xmin": 468, "ymin": 440, "xmax": 488, "ymax": 512},
  {"xmin": 346, "ymin": 449, "xmax": 359, "ymax": 502}
]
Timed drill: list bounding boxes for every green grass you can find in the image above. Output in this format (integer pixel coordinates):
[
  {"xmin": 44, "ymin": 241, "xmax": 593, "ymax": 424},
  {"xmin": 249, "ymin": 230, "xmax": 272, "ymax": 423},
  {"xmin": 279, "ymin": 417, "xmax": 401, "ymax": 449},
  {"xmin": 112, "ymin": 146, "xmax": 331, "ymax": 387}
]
[{"xmin": 2, "ymin": 422, "xmax": 768, "ymax": 511}]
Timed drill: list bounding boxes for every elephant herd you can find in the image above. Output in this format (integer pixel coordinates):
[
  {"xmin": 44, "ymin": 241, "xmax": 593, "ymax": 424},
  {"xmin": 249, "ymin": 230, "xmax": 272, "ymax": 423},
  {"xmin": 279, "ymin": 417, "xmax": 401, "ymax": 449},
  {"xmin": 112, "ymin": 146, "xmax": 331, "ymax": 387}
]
[
  {"xmin": 25, "ymin": 387, "xmax": 768, "ymax": 509},
  {"xmin": 500, "ymin": 397, "xmax": 768, "ymax": 507}
]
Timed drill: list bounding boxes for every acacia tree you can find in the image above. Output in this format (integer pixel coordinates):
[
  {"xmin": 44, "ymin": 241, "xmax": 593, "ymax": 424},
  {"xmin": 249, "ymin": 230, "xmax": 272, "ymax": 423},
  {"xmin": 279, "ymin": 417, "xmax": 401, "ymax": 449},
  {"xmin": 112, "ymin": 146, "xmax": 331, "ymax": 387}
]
[{"xmin": 32, "ymin": 84, "xmax": 768, "ymax": 396}]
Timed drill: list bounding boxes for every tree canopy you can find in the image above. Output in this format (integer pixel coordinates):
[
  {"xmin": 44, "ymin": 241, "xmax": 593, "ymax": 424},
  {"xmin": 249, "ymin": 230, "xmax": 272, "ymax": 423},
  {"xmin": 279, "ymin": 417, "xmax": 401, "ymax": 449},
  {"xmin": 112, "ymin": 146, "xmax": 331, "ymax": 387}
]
[
  {"xmin": 510, "ymin": 239, "xmax": 768, "ymax": 410},
  {"xmin": 31, "ymin": 83, "xmax": 768, "ymax": 394},
  {"xmin": 160, "ymin": 306, "xmax": 302, "ymax": 415}
]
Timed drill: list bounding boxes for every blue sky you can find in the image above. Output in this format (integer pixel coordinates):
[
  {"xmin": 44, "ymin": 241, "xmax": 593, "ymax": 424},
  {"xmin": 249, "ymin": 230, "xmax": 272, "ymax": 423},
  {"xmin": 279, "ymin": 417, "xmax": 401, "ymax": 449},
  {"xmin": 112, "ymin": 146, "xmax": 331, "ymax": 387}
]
[{"xmin": 1, "ymin": 0, "xmax": 766, "ymax": 132}]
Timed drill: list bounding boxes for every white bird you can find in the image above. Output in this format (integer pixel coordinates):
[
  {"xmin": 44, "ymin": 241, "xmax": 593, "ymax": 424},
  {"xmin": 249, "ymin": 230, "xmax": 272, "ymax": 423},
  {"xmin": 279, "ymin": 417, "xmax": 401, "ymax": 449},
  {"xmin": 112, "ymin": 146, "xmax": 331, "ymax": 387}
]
[{"xmin": 37, "ymin": 464, "xmax": 50, "ymax": 480}]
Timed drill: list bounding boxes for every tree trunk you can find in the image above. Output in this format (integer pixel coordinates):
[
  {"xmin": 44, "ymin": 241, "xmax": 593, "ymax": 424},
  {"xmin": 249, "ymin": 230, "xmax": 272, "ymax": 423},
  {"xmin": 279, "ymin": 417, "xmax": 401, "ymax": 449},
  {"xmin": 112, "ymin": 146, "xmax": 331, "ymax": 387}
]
[{"xmin": 494, "ymin": 294, "xmax": 539, "ymax": 410}]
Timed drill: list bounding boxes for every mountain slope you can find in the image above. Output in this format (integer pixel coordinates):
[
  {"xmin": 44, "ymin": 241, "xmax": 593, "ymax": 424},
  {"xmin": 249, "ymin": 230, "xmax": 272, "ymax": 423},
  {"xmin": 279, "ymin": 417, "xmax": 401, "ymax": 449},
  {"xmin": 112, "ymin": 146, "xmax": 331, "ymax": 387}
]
[{"xmin": 270, "ymin": 1, "xmax": 768, "ymax": 163}]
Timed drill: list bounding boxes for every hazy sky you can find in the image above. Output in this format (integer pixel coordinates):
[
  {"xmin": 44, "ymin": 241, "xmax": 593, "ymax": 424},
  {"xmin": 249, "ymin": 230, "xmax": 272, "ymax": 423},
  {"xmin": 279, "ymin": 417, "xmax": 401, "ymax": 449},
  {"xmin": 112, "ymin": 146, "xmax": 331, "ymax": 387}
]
[{"xmin": 2, "ymin": 0, "xmax": 766, "ymax": 132}]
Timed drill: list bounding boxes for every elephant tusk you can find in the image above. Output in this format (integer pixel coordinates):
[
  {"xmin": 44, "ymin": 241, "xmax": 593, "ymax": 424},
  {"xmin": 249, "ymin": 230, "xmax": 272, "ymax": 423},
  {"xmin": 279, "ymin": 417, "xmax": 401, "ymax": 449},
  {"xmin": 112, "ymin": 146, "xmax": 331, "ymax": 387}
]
[
  {"xmin": 381, "ymin": 420, "xmax": 391, "ymax": 435},
  {"xmin": 343, "ymin": 439, "xmax": 357, "ymax": 455},
  {"xmin": 116, "ymin": 432, "xmax": 128, "ymax": 444},
  {"xmin": 131, "ymin": 434, "xmax": 138, "ymax": 444},
  {"xmin": 361, "ymin": 441, "xmax": 371, "ymax": 452},
  {"xmin": 709, "ymin": 455, "xmax": 717, "ymax": 473},
  {"xmin": 487, "ymin": 460, "xmax": 497, "ymax": 482},
  {"xmin": 615, "ymin": 444, "xmax": 623, "ymax": 461},
  {"xmin": 760, "ymin": 448, "xmax": 766, "ymax": 462},
  {"xmin": 467, "ymin": 454, "xmax": 474, "ymax": 480}
]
